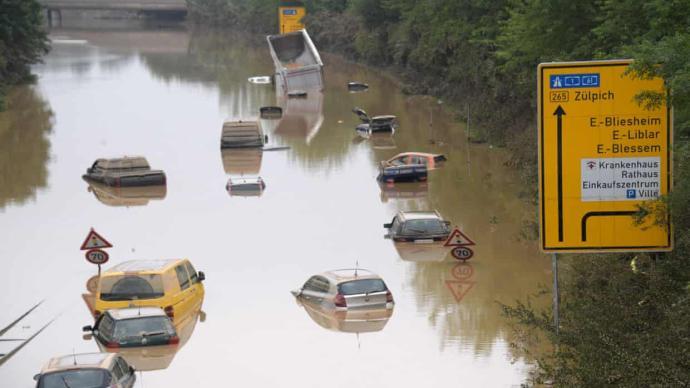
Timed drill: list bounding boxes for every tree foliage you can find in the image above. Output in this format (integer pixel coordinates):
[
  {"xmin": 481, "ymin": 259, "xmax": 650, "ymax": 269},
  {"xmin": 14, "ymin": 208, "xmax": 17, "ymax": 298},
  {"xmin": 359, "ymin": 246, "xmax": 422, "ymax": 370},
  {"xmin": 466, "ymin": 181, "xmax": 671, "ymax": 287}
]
[{"xmin": 0, "ymin": 0, "xmax": 50, "ymax": 111}]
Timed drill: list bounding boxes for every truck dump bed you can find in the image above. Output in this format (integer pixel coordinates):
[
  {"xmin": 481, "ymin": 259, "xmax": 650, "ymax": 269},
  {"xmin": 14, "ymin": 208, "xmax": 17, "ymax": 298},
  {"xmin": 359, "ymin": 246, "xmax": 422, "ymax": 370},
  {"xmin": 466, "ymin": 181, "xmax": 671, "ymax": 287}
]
[{"xmin": 267, "ymin": 29, "xmax": 323, "ymax": 93}]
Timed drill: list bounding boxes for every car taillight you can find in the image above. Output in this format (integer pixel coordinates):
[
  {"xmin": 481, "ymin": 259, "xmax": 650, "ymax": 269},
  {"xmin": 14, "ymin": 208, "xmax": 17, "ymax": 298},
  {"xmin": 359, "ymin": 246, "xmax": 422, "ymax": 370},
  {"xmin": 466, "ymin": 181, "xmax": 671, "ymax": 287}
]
[
  {"xmin": 334, "ymin": 293, "xmax": 347, "ymax": 308},
  {"xmin": 386, "ymin": 291, "xmax": 394, "ymax": 303},
  {"xmin": 168, "ymin": 336, "xmax": 180, "ymax": 345},
  {"xmin": 105, "ymin": 341, "xmax": 120, "ymax": 349},
  {"xmin": 114, "ymin": 177, "xmax": 121, "ymax": 187},
  {"xmin": 164, "ymin": 306, "xmax": 174, "ymax": 318}
]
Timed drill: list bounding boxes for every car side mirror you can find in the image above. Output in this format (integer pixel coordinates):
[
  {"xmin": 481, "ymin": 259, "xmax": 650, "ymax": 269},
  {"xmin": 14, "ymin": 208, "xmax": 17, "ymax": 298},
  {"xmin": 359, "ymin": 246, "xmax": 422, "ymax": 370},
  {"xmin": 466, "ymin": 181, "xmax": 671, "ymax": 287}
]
[
  {"xmin": 82, "ymin": 325, "xmax": 93, "ymax": 332},
  {"xmin": 33, "ymin": 374, "xmax": 40, "ymax": 381},
  {"xmin": 383, "ymin": 223, "xmax": 392, "ymax": 228},
  {"xmin": 198, "ymin": 271, "xmax": 206, "ymax": 282}
]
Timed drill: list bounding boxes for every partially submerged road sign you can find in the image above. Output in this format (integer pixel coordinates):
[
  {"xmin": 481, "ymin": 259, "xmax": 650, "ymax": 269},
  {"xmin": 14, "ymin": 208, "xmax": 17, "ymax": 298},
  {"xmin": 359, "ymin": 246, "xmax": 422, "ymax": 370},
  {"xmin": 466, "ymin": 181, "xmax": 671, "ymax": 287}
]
[
  {"xmin": 444, "ymin": 228, "xmax": 475, "ymax": 247},
  {"xmin": 539, "ymin": 60, "xmax": 672, "ymax": 252},
  {"xmin": 80, "ymin": 229, "xmax": 113, "ymax": 250}
]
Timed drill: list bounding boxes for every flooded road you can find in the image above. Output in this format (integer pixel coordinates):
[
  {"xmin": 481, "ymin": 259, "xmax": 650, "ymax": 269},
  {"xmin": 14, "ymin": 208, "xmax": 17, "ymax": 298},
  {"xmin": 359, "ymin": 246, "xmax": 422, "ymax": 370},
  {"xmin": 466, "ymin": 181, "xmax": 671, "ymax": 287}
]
[{"xmin": 0, "ymin": 21, "xmax": 550, "ymax": 387}]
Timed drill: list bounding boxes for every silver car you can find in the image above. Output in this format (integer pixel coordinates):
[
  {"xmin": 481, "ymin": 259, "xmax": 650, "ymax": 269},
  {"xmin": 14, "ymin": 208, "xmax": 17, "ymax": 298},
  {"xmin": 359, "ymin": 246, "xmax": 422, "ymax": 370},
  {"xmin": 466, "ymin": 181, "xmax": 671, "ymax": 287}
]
[
  {"xmin": 34, "ymin": 353, "xmax": 135, "ymax": 388},
  {"xmin": 292, "ymin": 269, "xmax": 394, "ymax": 310},
  {"xmin": 384, "ymin": 210, "xmax": 451, "ymax": 242}
]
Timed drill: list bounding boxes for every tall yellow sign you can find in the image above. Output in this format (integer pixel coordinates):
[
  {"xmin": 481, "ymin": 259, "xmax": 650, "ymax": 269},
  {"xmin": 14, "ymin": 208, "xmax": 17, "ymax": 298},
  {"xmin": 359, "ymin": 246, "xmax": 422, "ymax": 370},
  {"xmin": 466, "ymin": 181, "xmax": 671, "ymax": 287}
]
[
  {"xmin": 279, "ymin": 2, "xmax": 306, "ymax": 34},
  {"xmin": 538, "ymin": 60, "xmax": 672, "ymax": 253}
]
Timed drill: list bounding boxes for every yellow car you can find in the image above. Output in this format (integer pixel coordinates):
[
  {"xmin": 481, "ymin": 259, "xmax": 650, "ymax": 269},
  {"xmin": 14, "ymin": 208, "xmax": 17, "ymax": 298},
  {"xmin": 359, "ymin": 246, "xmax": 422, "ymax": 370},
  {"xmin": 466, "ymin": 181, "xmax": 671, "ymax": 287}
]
[{"xmin": 94, "ymin": 259, "xmax": 205, "ymax": 324}]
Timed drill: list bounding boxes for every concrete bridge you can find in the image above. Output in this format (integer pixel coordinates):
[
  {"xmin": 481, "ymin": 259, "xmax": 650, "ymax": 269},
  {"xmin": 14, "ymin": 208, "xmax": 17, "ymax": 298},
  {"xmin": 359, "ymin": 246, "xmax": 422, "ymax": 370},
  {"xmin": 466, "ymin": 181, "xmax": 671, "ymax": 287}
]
[
  {"xmin": 39, "ymin": 0, "xmax": 187, "ymax": 26},
  {"xmin": 39, "ymin": 0, "xmax": 187, "ymax": 12}
]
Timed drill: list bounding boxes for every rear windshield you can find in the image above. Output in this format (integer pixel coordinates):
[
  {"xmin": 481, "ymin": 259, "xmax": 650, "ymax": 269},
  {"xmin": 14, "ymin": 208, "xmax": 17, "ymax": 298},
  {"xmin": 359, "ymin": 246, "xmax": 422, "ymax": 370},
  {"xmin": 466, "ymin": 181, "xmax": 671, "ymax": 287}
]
[
  {"xmin": 39, "ymin": 369, "xmax": 111, "ymax": 388},
  {"xmin": 402, "ymin": 219, "xmax": 447, "ymax": 235},
  {"xmin": 338, "ymin": 279, "xmax": 387, "ymax": 295},
  {"xmin": 113, "ymin": 316, "xmax": 175, "ymax": 341},
  {"xmin": 99, "ymin": 274, "xmax": 164, "ymax": 301}
]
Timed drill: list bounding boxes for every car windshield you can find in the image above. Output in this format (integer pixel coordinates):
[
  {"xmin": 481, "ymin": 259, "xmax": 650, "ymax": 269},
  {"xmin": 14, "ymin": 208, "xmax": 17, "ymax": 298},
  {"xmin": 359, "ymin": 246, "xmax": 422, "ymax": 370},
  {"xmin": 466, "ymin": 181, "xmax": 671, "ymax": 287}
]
[
  {"xmin": 38, "ymin": 369, "xmax": 111, "ymax": 388},
  {"xmin": 113, "ymin": 316, "xmax": 175, "ymax": 341},
  {"xmin": 338, "ymin": 279, "xmax": 387, "ymax": 295},
  {"xmin": 402, "ymin": 219, "xmax": 447, "ymax": 235},
  {"xmin": 99, "ymin": 274, "xmax": 164, "ymax": 301}
]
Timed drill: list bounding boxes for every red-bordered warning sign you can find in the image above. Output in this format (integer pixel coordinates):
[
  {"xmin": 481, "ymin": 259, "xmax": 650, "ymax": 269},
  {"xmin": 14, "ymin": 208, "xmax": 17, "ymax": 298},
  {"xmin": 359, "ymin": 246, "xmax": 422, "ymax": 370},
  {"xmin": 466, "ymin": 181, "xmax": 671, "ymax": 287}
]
[
  {"xmin": 80, "ymin": 228, "xmax": 113, "ymax": 250},
  {"xmin": 444, "ymin": 228, "xmax": 475, "ymax": 247}
]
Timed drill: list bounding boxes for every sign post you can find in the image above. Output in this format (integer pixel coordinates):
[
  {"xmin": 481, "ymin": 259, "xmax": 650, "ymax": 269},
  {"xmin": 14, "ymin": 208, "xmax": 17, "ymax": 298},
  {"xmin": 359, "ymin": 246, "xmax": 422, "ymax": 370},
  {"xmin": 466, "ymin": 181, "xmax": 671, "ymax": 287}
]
[
  {"xmin": 80, "ymin": 228, "xmax": 113, "ymax": 276},
  {"xmin": 538, "ymin": 59, "xmax": 673, "ymax": 334}
]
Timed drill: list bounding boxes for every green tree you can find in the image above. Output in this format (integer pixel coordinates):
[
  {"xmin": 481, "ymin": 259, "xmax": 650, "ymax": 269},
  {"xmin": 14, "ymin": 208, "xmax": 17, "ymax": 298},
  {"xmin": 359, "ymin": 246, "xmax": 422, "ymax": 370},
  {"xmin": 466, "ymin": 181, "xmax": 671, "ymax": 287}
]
[{"xmin": 0, "ymin": 0, "xmax": 50, "ymax": 110}]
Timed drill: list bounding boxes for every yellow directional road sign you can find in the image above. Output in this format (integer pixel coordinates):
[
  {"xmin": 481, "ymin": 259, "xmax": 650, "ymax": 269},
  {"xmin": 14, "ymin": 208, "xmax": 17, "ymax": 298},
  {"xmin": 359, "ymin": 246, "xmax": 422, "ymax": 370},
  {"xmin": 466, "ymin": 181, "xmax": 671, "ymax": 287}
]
[
  {"xmin": 538, "ymin": 60, "xmax": 672, "ymax": 252},
  {"xmin": 279, "ymin": 2, "xmax": 305, "ymax": 34}
]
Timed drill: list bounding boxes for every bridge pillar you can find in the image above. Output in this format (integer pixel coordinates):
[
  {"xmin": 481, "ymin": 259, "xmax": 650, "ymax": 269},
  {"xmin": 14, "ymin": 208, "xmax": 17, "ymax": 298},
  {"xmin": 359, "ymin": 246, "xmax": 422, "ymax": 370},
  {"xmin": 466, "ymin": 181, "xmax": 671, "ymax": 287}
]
[{"xmin": 46, "ymin": 8, "xmax": 62, "ymax": 28}]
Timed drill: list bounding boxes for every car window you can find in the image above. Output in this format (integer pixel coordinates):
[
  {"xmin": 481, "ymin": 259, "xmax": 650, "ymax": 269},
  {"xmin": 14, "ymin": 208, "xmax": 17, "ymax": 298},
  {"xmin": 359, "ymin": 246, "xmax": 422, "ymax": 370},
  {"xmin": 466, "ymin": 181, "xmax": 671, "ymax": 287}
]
[
  {"xmin": 175, "ymin": 265, "xmax": 190, "ymax": 290},
  {"xmin": 112, "ymin": 358, "xmax": 125, "ymax": 380},
  {"xmin": 115, "ymin": 357, "xmax": 130, "ymax": 380},
  {"xmin": 402, "ymin": 219, "xmax": 446, "ymax": 234},
  {"xmin": 39, "ymin": 369, "xmax": 111, "ymax": 388},
  {"xmin": 113, "ymin": 316, "xmax": 175, "ymax": 341},
  {"xmin": 303, "ymin": 276, "xmax": 320, "ymax": 292},
  {"xmin": 100, "ymin": 274, "xmax": 165, "ymax": 301},
  {"xmin": 314, "ymin": 276, "xmax": 330, "ymax": 293},
  {"xmin": 185, "ymin": 262, "xmax": 199, "ymax": 284},
  {"xmin": 338, "ymin": 279, "xmax": 388, "ymax": 295},
  {"xmin": 97, "ymin": 314, "xmax": 115, "ymax": 341},
  {"xmin": 390, "ymin": 157, "xmax": 406, "ymax": 166},
  {"xmin": 391, "ymin": 217, "xmax": 402, "ymax": 234}
]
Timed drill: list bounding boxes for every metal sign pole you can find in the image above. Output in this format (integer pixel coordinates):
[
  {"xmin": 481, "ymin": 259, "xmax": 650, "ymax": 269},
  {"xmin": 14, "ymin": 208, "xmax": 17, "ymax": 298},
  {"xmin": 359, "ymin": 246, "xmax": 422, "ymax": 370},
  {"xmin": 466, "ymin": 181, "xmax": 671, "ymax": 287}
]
[
  {"xmin": 98, "ymin": 264, "xmax": 101, "ymax": 277},
  {"xmin": 552, "ymin": 253, "xmax": 560, "ymax": 334}
]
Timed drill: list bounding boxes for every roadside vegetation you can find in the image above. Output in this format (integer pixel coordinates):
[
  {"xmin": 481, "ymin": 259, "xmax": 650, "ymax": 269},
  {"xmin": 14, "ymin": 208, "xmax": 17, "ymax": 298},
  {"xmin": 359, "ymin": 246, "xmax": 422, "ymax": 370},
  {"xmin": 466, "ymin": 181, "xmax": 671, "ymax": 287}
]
[
  {"xmin": 0, "ymin": 0, "xmax": 50, "ymax": 111},
  {"xmin": 188, "ymin": 1, "xmax": 690, "ymax": 384}
]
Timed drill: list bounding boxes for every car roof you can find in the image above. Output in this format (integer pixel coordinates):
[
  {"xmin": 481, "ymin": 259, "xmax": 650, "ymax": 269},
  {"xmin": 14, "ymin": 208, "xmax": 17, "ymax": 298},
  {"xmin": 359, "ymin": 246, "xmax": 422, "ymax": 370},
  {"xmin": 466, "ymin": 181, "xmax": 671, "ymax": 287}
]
[
  {"xmin": 391, "ymin": 152, "xmax": 437, "ymax": 159},
  {"xmin": 398, "ymin": 210, "xmax": 442, "ymax": 221},
  {"xmin": 106, "ymin": 307, "xmax": 167, "ymax": 320},
  {"xmin": 95, "ymin": 156, "xmax": 150, "ymax": 169},
  {"xmin": 105, "ymin": 259, "xmax": 181, "ymax": 274},
  {"xmin": 322, "ymin": 269, "xmax": 381, "ymax": 283},
  {"xmin": 228, "ymin": 177, "xmax": 263, "ymax": 184},
  {"xmin": 41, "ymin": 353, "xmax": 115, "ymax": 373}
]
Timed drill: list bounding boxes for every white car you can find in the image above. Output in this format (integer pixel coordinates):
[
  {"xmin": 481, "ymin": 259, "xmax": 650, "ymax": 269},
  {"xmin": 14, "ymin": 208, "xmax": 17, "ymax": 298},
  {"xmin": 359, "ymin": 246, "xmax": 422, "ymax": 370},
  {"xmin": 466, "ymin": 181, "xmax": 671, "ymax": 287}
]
[
  {"xmin": 34, "ymin": 353, "xmax": 135, "ymax": 388},
  {"xmin": 292, "ymin": 269, "xmax": 394, "ymax": 310}
]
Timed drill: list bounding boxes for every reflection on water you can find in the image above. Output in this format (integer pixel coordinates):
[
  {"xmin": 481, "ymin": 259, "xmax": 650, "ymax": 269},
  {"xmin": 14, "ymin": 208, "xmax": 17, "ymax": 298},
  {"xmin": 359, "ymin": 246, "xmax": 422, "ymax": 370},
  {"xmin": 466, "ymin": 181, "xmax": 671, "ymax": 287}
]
[
  {"xmin": 0, "ymin": 87, "xmax": 53, "ymax": 210},
  {"xmin": 297, "ymin": 298, "xmax": 393, "ymax": 334},
  {"xmin": 0, "ymin": 20, "xmax": 550, "ymax": 386},
  {"xmin": 85, "ymin": 181, "xmax": 167, "ymax": 207}
]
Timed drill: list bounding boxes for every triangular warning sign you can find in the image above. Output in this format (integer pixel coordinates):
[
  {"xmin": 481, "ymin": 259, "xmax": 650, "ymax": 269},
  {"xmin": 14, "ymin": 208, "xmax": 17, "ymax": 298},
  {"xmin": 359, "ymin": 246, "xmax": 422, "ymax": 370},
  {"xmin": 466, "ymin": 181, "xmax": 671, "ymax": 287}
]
[
  {"xmin": 80, "ymin": 229, "xmax": 113, "ymax": 250},
  {"xmin": 445, "ymin": 280, "xmax": 475, "ymax": 302},
  {"xmin": 444, "ymin": 228, "xmax": 475, "ymax": 247}
]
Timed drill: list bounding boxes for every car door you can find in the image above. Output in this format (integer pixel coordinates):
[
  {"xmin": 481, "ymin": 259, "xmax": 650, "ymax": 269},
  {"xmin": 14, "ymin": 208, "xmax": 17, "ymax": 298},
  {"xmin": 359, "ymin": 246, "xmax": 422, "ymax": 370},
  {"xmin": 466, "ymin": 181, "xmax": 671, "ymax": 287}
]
[
  {"xmin": 173, "ymin": 264, "xmax": 194, "ymax": 321},
  {"xmin": 184, "ymin": 261, "xmax": 205, "ymax": 312}
]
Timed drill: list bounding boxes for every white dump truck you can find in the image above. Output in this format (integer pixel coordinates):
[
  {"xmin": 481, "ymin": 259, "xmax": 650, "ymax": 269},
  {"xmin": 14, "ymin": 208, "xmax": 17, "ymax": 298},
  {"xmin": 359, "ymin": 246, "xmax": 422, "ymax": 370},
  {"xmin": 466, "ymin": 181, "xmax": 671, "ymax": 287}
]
[{"xmin": 266, "ymin": 29, "xmax": 324, "ymax": 94}]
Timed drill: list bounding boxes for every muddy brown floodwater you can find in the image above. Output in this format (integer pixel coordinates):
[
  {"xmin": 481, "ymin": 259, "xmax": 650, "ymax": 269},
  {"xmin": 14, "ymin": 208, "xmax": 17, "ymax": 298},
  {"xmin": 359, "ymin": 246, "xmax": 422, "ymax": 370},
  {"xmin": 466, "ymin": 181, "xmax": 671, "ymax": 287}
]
[{"xmin": 0, "ymin": 19, "xmax": 550, "ymax": 387}]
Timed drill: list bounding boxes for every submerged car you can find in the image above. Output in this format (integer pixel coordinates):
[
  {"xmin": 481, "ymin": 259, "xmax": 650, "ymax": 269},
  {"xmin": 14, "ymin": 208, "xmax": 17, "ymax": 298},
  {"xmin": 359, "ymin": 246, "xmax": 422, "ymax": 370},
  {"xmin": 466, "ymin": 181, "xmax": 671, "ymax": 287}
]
[
  {"xmin": 83, "ymin": 156, "xmax": 166, "ymax": 187},
  {"xmin": 93, "ymin": 259, "xmax": 205, "ymax": 324},
  {"xmin": 353, "ymin": 107, "xmax": 397, "ymax": 133},
  {"xmin": 226, "ymin": 177, "xmax": 266, "ymax": 197},
  {"xmin": 34, "ymin": 353, "xmax": 135, "ymax": 388},
  {"xmin": 381, "ymin": 152, "xmax": 447, "ymax": 170},
  {"xmin": 83, "ymin": 307, "xmax": 179, "ymax": 349},
  {"xmin": 384, "ymin": 210, "xmax": 451, "ymax": 242},
  {"xmin": 292, "ymin": 269, "xmax": 394, "ymax": 310},
  {"xmin": 378, "ymin": 164, "xmax": 427, "ymax": 183},
  {"xmin": 220, "ymin": 120, "xmax": 268, "ymax": 148}
]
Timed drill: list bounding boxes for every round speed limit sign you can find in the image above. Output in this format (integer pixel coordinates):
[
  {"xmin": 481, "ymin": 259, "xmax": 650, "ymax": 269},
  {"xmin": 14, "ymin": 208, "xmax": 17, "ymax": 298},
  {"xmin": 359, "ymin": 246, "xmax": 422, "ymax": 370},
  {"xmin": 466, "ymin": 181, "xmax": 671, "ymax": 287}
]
[
  {"xmin": 85, "ymin": 248, "xmax": 109, "ymax": 265},
  {"xmin": 451, "ymin": 246, "xmax": 474, "ymax": 261}
]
